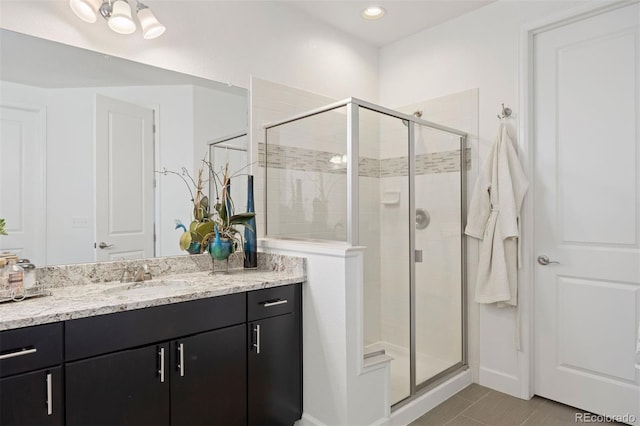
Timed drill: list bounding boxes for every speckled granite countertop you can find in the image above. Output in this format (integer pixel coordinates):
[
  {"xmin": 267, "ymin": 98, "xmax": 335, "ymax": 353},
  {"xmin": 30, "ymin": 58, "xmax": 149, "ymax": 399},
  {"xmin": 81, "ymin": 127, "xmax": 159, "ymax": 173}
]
[{"xmin": 0, "ymin": 253, "xmax": 305, "ymax": 331}]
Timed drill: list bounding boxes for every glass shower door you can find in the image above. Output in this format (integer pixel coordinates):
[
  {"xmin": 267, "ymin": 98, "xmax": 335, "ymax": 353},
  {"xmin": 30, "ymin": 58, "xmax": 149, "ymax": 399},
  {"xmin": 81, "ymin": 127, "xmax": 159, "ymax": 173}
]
[
  {"xmin": 414, "ymin": 124, "xmax": 464, "ymax": 387},
  {"xmin": 359, "ymin": 106, "xmax": 411, "ymax": 405}
]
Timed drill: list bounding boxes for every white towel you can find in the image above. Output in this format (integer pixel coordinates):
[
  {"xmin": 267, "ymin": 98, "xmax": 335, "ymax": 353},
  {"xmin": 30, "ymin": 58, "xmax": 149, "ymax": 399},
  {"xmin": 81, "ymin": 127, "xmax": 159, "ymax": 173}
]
[{"xmin": 465, "ymin": 124, "xmax": 529, "ymax": 306}]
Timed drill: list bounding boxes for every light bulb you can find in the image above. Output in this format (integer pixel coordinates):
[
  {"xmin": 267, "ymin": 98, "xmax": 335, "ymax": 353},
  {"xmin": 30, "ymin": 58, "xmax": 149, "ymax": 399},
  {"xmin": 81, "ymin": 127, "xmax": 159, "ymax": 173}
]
[
  {"xmin": 69, "ymin": 0, "xmax": 102, "ymax": 23},
  {"xmin": 137, "ymin": 7, "xmax": 166, "ymax": 39},
  {"xmin": 108, "ymin": 0, "xmax": 136, "ymax": 34},
  {"xmin": 361, "ymin": 6, "xmax": 386, "ymax": 20}
]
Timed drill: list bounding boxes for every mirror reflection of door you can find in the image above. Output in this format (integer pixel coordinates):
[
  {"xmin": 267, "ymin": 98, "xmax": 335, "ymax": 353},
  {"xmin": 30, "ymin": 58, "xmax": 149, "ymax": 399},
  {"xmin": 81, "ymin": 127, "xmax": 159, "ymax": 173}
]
[
  {"xmin": 209, "ymin": 132, "xmax": 249, "ymax": 215},
  {"xmin": 95, "ymin": 95, "xmax": 155, "ymax": 261},
  {"xmin": 0, "ymin": 105, "xmax": 45, "ymax": 264}
]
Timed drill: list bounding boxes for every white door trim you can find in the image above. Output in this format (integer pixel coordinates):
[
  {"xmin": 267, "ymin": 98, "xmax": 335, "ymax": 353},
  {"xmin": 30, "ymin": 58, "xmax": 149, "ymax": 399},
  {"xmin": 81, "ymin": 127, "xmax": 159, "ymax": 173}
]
[{"xmin": 517, "ymin": 0, "xmax": 639, "ymax": 400}]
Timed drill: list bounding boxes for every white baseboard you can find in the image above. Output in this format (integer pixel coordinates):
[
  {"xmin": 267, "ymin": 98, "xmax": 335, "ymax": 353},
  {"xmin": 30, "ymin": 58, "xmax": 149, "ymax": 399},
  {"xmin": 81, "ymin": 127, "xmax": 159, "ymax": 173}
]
[
  {"xmin": 479, "ymin": 366, "xmax": 521, "ymax": 398},
  {"xmin": 296, "ymin": 413, "xmax": 324, "ymax": 426},
  {"xmin": 388, "ymin": 369, "xmax": 473, "ymax": 426}
]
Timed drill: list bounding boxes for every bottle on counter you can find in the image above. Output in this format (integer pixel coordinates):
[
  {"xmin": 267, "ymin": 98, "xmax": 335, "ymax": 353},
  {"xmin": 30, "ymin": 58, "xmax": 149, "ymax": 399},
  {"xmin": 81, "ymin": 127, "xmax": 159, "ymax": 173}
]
[
  {"xmin": 0, "ymin": 258, "xmax": 8, "ymax": 296},
  {"xmin": 7, "ymin": 259, "xmax": 24, "ymax": 300},
  {"xmin": 17, "ymin": 259, "xmax": 36, "ymax": 291}
]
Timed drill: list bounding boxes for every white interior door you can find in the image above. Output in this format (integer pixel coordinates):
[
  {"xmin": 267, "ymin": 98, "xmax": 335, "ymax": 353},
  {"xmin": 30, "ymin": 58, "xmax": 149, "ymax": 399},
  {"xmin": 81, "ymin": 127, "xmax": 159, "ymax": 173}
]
[
  {"xmin": 95, "ymin": 95, "xmax": 154, "ymax": 261},
  {"xmin": 0, "ymin": 106, "xmax": 45, "ymax": 264},
  {"xmin": 534, "ymin": 3, "xmax": 640, "ymax": 422}
]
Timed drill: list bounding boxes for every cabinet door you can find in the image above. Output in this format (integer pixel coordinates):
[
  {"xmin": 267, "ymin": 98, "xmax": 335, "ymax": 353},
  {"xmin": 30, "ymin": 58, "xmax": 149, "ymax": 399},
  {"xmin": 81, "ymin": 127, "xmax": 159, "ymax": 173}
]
[
  {"xmin": 171, "ymin": 324, "xmax": 246, "ymax": 426},
  {"xmin": 65, "ymin": 344, "xmax": 169, "ymax": 426},
  {"xmin": 248, "ymin": 313, "xmax": 302, "ymax": 426},
  {"xmin": 0, "ymin": 366, "xmax": 63, "ymax": 426}
]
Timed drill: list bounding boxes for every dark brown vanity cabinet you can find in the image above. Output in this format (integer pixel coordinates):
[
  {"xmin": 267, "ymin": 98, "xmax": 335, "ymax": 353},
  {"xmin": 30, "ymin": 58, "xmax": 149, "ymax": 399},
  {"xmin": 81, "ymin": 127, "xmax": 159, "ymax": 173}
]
[
  {"xmin": 65, "ymin": 326, "xmax": 247, "ymax": 426},
  {"xmin": 65, "ymin": 343, "xmax": 171, "ymax": 426},
  {"xmin": 64, "ymin": 293, "xmax": 247, "ymax": 426},
  {"xmin": 1, "ymin": 283, "xmax": 301, "ymax": 426},
  {"xmin": 248, "ymin": 284, "xmax": 302, "ymax": 426},
  {"xmin": 0, "ymin": 323, "xmax": 64, "ymax": 426},
  {"xmin": 170, "ymin": 325, "xmax": 247, "ymax": 426}
]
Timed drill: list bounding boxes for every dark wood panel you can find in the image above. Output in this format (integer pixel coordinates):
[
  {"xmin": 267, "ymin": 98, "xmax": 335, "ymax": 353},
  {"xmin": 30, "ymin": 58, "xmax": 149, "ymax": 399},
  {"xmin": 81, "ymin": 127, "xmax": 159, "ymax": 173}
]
[
  {"xmin": 65, "ymin": 343, "xmax": 170, "ymax": 426},
  {"xmin": 0, "ymin": 366, "xmax": 64, "ymax": 426},
  {"xmin": 65, "ymin": 293, "xmax": 245, "ymax": 361},
  {"xmin": 0, "ymin": 323, "xmax": 63, "ymax": 378},
  {"xmin": 171, "ymin": 325, "xmax": 246, "ymax": 426},
  {"xmin": 248, "ymin": 311, "xmax": 302, "ymax": 425},
  {"xmin": 247, "ymin": 285, "xmax": 295, "ymax": 321}
]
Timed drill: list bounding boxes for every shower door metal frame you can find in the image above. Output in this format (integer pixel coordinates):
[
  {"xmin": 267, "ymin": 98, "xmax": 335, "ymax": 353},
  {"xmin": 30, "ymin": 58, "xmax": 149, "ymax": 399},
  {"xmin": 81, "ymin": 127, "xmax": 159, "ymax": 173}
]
[{"xmin": 264, "ymin": 97, "xmax": 468, "ymax": 405}]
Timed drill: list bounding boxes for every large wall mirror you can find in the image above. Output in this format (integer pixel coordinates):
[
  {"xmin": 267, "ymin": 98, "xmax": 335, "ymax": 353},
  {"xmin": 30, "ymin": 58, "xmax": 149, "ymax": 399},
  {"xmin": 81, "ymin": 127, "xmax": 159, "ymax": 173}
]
[{"xmin": 0, "ymin": 29, "xmax": 249, "ymax": 267}]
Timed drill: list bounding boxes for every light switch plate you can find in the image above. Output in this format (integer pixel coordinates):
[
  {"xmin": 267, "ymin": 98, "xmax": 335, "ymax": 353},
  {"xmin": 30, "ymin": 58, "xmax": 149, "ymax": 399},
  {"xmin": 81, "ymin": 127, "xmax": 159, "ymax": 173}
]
[{"xmin": 71, "ymin": 216, "xmax": 89, "ymax": 228}]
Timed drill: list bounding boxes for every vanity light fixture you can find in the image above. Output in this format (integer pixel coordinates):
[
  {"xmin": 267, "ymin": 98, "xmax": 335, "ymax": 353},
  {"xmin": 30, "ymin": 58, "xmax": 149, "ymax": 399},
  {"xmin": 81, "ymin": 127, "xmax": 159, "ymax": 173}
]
[
  {"xmin": 361, "ymin": 6, "xmax": 386, "ymax": 20},
  {"xmin": 69, "ymin": 0, "xmax": 166, "ymax": 39}
]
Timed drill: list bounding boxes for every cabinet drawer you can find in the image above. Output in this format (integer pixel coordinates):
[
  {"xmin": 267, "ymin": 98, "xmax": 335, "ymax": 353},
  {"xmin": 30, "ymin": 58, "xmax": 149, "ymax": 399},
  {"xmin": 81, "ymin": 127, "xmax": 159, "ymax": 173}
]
[
  {"xmin": 0, "ymin": 323, "xmax": 63, "ymax": 378},
  {"xmin": 66, "ymin": 293, "xmax": 245, "ymax": 361},
  {"xmin": 248, "ymin": 285, "xmax": 296, "ymax": 321}
]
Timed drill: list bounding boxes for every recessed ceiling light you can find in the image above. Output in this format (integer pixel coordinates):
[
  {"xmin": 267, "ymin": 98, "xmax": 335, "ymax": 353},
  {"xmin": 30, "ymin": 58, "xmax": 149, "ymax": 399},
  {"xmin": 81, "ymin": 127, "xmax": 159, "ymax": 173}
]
[{"xmin": 361, "ymin": 6, "xmax": 386, "ymax": 20}]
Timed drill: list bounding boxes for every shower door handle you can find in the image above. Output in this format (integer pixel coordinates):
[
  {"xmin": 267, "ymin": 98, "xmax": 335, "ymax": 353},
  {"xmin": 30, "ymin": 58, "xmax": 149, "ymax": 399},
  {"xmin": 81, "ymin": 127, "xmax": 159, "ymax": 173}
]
[{"xmin": 415, "ymin": 250, "xmax": 423, "ymax": 263}]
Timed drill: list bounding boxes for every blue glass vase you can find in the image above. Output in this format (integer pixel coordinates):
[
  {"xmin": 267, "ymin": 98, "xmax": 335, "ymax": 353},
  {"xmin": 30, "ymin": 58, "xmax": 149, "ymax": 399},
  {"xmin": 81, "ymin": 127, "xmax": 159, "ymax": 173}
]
[
  {"xmin": 209, "ymin": 226, "xmax": 233, "ymax": 261},
  {"xmin": 244, "ymin": 175, "xmax": 257, "ymax": 268}
]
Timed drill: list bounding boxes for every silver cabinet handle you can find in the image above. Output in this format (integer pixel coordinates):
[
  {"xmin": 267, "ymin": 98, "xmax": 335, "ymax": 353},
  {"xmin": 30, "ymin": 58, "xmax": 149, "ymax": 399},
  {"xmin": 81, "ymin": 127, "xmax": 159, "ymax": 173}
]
[
  {"xmin": 262, "ymin": 299, "xmax": 287, "ymax": 307},
  {"xmin": 178, "ymin": 343, "xmax": 185, "ymax": 377},
  {"xmin": 98, "ymin": 242, "xmax": 113, "ymax": 249},
  {"xmin": 0, "ymin": 347, "xmax": 37, "ymax": 361},
  {"xmin": 537, "ymin": 255, "xmax": 560, "ymax": 266},
  {"xmin": 158, "ymin": 347, "xmax": 165, "ymax": 383},
  {"xmin": 253, "ymin": 324, "xmax": 261, "ymax": 354},
  {"xmin": 46, "ymin": 373, "xmax": 52, "ymax": 415}
]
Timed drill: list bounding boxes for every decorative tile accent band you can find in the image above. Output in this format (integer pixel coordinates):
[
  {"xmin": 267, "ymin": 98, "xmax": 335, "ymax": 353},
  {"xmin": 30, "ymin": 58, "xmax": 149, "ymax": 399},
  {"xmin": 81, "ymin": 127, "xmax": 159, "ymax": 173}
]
[{"xmin": 259, "ymin": 143, "xmax": 470, "ymax": 177}]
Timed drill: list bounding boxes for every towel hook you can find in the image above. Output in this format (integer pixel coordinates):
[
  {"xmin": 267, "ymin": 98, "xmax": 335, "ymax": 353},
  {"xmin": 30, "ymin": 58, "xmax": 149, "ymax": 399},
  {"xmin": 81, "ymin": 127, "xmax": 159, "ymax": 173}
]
[{"xmin": 497, "ymin": 103, "xmax": 512, "ymax": 120}]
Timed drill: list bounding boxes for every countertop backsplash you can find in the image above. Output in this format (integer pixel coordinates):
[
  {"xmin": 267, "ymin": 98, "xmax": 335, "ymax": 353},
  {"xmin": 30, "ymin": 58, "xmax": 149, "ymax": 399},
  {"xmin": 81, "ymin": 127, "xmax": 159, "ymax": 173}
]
[{"xmin": 35, "ymin": 252, "xmax": 306, "ymax": 289}]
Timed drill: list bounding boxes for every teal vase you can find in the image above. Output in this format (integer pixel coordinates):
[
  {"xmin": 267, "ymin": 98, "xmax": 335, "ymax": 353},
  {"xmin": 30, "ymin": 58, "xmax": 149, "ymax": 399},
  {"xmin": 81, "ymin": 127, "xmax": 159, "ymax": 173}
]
[{"xmin": 209, "ymin": 226, "xmax": 233, "ymax": 261}]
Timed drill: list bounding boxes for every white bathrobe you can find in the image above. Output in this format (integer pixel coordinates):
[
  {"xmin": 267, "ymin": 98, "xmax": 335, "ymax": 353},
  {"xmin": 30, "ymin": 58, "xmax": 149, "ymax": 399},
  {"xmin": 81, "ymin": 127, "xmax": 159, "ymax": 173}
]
[{"xmin": 465, "ymin": 124, "xmax": 528, "ymax": 306}]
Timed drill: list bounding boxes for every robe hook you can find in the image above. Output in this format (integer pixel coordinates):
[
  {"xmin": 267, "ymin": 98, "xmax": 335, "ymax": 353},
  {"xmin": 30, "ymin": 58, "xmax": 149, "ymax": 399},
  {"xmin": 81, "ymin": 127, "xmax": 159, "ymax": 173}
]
[{"xmin": 497, "ymin": 103, "xmax": 512, "ymax": 120}]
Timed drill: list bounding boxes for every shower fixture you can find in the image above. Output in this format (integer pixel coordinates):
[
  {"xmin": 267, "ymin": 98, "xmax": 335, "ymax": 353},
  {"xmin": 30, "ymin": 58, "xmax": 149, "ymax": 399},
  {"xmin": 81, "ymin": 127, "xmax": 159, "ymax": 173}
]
[
  {"xmin": 69, "ymin": 0, "xmax": 166, "ymax": 39},
  {"xmin": 402, "ymin": 110, "xmax": 424, "ymax": 127}
]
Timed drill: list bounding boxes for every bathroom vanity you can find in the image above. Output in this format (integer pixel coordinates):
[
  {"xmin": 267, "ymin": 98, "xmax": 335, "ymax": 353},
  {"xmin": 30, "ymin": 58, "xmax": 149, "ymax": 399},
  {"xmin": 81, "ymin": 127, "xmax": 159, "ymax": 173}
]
[{"xmin": 0, "ymin": 254, "xmax": 304, "ymax": 426}]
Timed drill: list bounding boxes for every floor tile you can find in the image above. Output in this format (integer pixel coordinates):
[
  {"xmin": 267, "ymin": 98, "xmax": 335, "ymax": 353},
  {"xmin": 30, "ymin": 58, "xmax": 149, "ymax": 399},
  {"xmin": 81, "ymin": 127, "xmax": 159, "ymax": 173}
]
[
  {"xmin": 462, "ymin": 389, "xmax": 544, "ymax": 425},
  {"xmin": 455, "ymin": 384, "xmax": 492, "ymax": 403},
  {"xmin": 522, "ymin": 397, "xmax": 586, "ymax": 426},
  {"xmin": 410, "ymin": 396, "xmax": 474, "ymax": 426},
  {"xmin": 445, "ymin": 415, "xmax": 488, "ymax": 426}
]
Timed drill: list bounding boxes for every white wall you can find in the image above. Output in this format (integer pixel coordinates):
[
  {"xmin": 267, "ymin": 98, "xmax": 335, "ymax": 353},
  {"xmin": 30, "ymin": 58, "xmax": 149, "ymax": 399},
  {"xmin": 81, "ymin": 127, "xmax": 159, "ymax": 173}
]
[
  {"xmin": 379, "ymin": 0, "xmax": 583, "ymax": 398},
  {"xmin": 258, "ymin": 239, "xmax": 391, "ymax": 426},
  {"xmin": 0, "ymin": 1, "xmax": 378, "ymax": 102}
]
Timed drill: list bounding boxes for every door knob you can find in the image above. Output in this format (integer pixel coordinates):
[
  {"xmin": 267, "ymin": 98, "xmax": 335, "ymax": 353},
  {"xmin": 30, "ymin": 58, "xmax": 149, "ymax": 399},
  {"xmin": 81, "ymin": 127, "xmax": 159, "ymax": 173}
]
[
  {"xmin": 537, "ymin": 255, "xmax": 560, "ymax": 266},
  {"xmin": 98, "ymin": 242, "xmax": 113, "ymax": 249}
]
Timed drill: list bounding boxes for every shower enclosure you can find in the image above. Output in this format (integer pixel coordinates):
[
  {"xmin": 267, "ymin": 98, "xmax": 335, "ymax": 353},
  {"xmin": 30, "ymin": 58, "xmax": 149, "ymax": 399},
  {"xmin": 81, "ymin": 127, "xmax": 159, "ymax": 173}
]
[{"xmin": 263, "ymin": 98, "xmax": 467, "ymax": 407}]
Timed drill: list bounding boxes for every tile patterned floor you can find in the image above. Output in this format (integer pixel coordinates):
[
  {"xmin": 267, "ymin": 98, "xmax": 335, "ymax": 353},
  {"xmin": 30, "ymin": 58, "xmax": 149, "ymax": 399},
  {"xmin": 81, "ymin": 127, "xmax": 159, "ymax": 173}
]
[{"xmin": 410, "ymin": 384, "xmax": 622, "ymax": 425}]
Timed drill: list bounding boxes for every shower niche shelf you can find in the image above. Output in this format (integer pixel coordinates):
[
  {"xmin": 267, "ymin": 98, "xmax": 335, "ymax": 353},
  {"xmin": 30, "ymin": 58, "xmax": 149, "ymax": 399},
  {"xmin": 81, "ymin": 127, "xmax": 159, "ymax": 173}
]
[{"xmin": 381, "ymin": 192, "xmax": 400, "ymax": 205}]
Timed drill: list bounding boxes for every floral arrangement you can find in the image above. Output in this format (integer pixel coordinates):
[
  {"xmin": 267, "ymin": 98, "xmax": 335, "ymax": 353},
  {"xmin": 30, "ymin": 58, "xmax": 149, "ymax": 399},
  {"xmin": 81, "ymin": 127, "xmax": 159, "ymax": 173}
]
[{"xmin": 159, "ymin": 159, "xmax": 255, "ymax": 257}]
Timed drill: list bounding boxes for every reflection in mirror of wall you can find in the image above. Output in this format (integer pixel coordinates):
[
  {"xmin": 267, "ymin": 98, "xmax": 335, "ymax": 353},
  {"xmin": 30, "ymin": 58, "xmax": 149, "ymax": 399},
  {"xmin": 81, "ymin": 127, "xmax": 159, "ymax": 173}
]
[{"xmin": 0, "ymin": 29, "xmax": 249, "ymax": 267}]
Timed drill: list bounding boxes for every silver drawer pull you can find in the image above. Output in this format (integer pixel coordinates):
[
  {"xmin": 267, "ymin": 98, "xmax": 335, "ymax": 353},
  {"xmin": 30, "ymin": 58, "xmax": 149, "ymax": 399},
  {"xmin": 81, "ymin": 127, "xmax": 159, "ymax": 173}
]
[
  {"xmin": 46, "ymin": 373, "xmax": 53, "ymax": 415},
  {"xmin": 178, "ymin": 343, "xmax": 185, "ymax": 377},
  {"xmin": 0, "ymin": 347, "xmax": 37, "ymax": 361},
  {"xmin": 253, "ymin": 324, "xmax": 261, "ymax": 354},
  {"xmin": 158, "ymin": 347, "xmax": 165, "ymax": 383},
  {"xmin": 262, "ymin": 299, "xmax": 288, "ymax": 307}
]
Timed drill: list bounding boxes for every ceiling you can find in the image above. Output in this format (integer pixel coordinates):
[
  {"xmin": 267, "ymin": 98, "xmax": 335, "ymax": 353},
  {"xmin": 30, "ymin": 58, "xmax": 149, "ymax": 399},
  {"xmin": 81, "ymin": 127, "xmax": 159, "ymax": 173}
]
[{"xmin": 283, "ymin": 0, "xmax": 495, "ymax": 47}]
